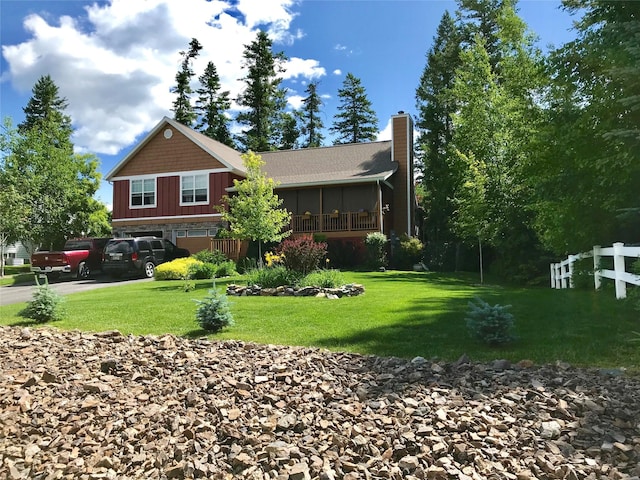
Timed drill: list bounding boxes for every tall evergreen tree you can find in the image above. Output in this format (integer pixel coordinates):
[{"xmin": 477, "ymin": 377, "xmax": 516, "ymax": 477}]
[
  {"xmin": 18, "ymin": 74, "xmax": 72, "ymax": 145},
  {"xmin": 299, "ymin": 81, "xmax": 325, "ymax": 148},
  {"xmin": 529, "ymin": 0, "xmax": 640, "ymax": 253},
  {"xmin": 276, "ymin": 112, "xmax": 300, "ymax": 150},
  {"xmin": 172, "ymin": 38, "xmax": 203, "ymax": 127},
  {"xmin": 195, "ymin": 61, "xmax": 234, "ymax": 147},
  {"xmin": 415, "ymin": 11, "xmax": 462, "ymax": 268},
  {"xmin": 236, "ymin": 31, "xmax": 288, "ymax": 152},
  {"xmin": 330, "ymin": 73, "xmax": 378, "ymax": 145}
]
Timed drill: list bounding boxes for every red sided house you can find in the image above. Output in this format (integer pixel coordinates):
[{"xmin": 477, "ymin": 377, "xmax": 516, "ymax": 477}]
[{"xmin": 105, "ymin": 112, "xmax": 417, "ymax": 258}]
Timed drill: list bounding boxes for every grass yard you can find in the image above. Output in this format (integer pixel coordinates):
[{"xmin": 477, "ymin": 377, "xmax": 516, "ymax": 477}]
[{"xmin": 0, "ymin": 270, "xmax": 638, "ymax": 369}]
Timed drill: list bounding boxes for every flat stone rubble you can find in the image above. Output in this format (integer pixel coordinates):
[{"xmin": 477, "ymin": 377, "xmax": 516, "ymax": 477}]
[{"xmin": 1, "ymin": 325, "xmax": 639, "ymax": 480}]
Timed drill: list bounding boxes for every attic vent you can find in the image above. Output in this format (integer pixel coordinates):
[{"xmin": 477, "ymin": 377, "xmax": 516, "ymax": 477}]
[{"xmin": 163, "ymin": 128, "xmax": 173, "ymax": 139}]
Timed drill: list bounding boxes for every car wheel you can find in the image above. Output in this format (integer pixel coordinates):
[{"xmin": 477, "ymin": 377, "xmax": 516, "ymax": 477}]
[
  {"xmin": 143, "ymin": 261, "xmax": 155, "ymax": 278},
  {"xmin": 77, "ymin": 262, "xmax": 90, "ymax": 279}
]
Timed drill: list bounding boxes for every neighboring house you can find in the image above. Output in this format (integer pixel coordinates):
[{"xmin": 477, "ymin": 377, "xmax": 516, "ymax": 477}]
[
  {"xmin": 105, "ymin": 112, "xmax": 417, "ymax": 256},
  {"xmin": 2, "ymin": 241, "xmax": 31, "ymax": 265}
]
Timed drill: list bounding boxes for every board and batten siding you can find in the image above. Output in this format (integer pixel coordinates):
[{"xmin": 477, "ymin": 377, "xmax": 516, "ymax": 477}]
[
  {"xmin": 391, "ymin": 113, "xmax": 415, "ymax": 237},
  {"xmin": 111, "ymin": 172, "xmax": 232, "ymax": 219}
]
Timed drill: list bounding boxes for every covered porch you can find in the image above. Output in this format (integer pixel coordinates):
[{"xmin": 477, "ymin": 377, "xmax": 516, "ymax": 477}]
[{"xmin": 291, "ymin": 210, "xmax": 380, "ymax": 235}]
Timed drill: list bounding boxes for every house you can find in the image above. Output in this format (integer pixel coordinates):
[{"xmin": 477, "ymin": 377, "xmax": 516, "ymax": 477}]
[{"xmin": 105, "ymin": 112, "xmax": 416, "ymax": 258}]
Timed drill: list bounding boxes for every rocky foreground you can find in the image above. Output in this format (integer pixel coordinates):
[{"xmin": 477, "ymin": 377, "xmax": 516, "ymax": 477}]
[{"xmin": 1, "ymin": 326, "xmax": 639, "ymax": 480}]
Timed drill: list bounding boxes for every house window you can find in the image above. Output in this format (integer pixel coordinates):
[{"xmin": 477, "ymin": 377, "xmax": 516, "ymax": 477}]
[
  {"xmin": 131, "ymin": 178, "xmax": 156, "ymax": 207},
  {"xmin": 176, "ymin": 230, "xmax": 186, "ymax": 238},
  {"xmin": 181, "ymin": 174, "xmax": 208, "ymax": 205},
  {"xmin": 187, "ymin": 229, "xmax": 207, "ymax": 237}
]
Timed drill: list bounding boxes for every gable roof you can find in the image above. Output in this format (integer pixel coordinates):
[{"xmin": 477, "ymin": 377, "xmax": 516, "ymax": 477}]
[
  {"xmin": 105, "ymin": 117, "xmax": 398, "ymax": 187},
  {"xmin": 259, "ymin": 141, "xmax": 397, "ymax": 188},
  {"xmin": 105, "ymin": 117, "xmax": 245, "ymax": 180}
]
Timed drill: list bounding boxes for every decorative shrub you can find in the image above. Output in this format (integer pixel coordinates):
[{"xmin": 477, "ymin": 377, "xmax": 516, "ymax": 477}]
[
  {"xmin": 155, "ymin": 258, "xmax": 202, "ymax": 280},
  {"xmin": 394, "ymin": 234, "xmax": 424, "ymax": 270},
  {"xmin": 326, "ymin": 239, "xmax": 365, "ymax": 268},
  {"xmin": 237, "ymin": 257, "xmax": 258, "ymax": 274},
  {"xmin": 244, "ymin": 265, "xmax": 301, "ymax": 288},
  {"xmin": 192, "ymin": 249, "xmax": 229, "ymax": 265},
  {"xmin": 188, "ymin": 262, "xmax": 217, "ymax": 280},
  {"xmin": 20, "ymin": 277, "xmax": 65, "ymax": 323},
  {"xmin": 277, "ymin": 235, "xmax": 327, "ymax": 275},
  {"xmin": 300, "ymin": 269, "xmax": 345, "ymax": 288},
  {"xmin": 194, "ymin": 288, "xmax": 234, "ymax": 332},
  {"xmin": 215, "ymin": 260, "xmax": 237, "ymax": 278},
  {"xmin": 465, "ymin": 298, "xmax": 515, "ymax": 346},
  {"xmin": 571, "ymin": 257, "xmax": 596, "ymax": 290},
  {"xmin": 365, "ymin": 232, "xmax": 387, "ymax": 269}
]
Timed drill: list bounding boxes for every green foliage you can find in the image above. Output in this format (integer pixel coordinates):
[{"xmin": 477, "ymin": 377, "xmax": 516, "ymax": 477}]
[
  {"xmin": 394, "ymin": 235, "xmax": 424, "ymax": 270},
  {"xmin": 155, "ymin": 258, "xmax": 202, "ymax": 280},
  {"xmin": 218, "ymin": 151, "xmax": 291, "ymax": 261},
  {"xmin": 571, "ymin": 257, "xmax": 596, "ymax": 290},
  {"xmin": 465, "ymin": 297, "xmax": 515, "ymax": 346},
  {"xmin": 214, "ymin": 260, "xmax": 237, "ymax": 278},
  {"xmin": 299, "ymin": 81, "xmax": 325, "ymax": 148},
  {"xmin": 20, "ymin": 276, "xmax": 65, "ymax": 323},
  {"xmin": 277, "ymin": 235, "xmax": 328, "ymax": 275},
  {"xmin": 172, "ymin": 38, "xmax": 202, "ymax": 127},
  {"xmin": 244, "ymin": 265, "xmax": 301, "ymax": 288},
  {"xmin": 300, "ymin": 269, "xmax": 345, "ymax": 288},
  {"xmin": 235, "ymin": 31, "xmax": 288, "ymax": 152},
  {"xmin": 195, "ymin": 61, "xmax": 234, "ymax": 147},
  {"xmin": 365, "ymin": 232, "xmax": 387, "ymax": 269},
  {"xmin": 237, "ymin": 257, "xmax": 258, "ymax": 274},
  {"xmin": 330, "ymin": 73, "xmax": 378, "ymax": 144},
  {"xmin": 194, "ymin": 287, "xmax": 234, "ymax": 332},
  {"xmin": 187, "ymin": 262, "xmax": 217, "ymax": 280},
  {"xmin": 192, "ymin": 249, "xmax": 228, "ymax": 265}
]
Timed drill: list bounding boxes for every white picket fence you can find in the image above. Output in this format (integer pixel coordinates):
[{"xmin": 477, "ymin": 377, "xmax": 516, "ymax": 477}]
[{"xmin": 550, "ymin": 242, "xmax": 640, "ymax": 299}]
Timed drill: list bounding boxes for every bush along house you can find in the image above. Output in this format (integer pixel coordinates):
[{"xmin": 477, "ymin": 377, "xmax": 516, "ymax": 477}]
[{"xmin": 105, "ymin": 112, "xmax": 417, "ymax": 262}]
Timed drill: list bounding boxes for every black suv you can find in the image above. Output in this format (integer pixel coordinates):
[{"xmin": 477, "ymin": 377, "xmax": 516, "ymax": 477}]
[{"xmin": 102, "ymin": 237, "xmax": 190, "ymax": 278}]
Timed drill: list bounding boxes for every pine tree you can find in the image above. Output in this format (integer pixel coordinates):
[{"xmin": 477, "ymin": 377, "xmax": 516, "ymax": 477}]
[
  {"xmin": 236, "ymin": 31, "xmax": 288, "ymax": 152},
  {"xmin": 415, "ymin": 11, "xmax": 462, "ymax": 268},
  {"xmin": 330, "ymin": 73, "xmax": 378, "ymax": 145},
  {"xmin": 172, "ymin": 38, "xmax": 203, "ymax": 127},
  {"xmin": 195, "ymin": 61, "xmax": 234, "ymax": 147},
  {"xmin": 276, "ymin": 112, "xmax": 299, "ymax": 150},
  {"xmin": 299, "ymin": 81, "xmax": 324, "ymax": 148},
  {"xmin": 18, "ymin": 74, "xmax": 72, "ymax": 146}
]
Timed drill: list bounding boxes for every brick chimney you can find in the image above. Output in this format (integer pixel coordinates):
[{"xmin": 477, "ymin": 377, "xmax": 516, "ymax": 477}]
[{"xmin": 391, "ymin": 112, "xmax": 415, "ymax": 237}]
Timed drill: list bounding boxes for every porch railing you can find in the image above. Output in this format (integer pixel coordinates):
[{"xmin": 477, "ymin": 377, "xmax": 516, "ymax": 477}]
[{"xmin": 291, "ymin": 211, "xmax": 379, "ymax": 234}]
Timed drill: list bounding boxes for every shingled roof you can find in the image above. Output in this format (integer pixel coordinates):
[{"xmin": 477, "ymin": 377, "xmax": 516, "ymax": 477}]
[{"xmin": 259, "ymin": 141, "xmax": 398, "ymax": 188}]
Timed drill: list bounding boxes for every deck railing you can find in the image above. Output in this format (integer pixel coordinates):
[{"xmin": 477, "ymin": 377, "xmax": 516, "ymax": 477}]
[{"xmin": 291, "ymin": 211, "xmax": 379, "ymax": 234}]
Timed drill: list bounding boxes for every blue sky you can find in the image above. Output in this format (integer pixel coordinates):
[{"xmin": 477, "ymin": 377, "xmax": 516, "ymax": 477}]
[{"xmin": 1, "ymin": 0, "xmax": 578, "ymax": 208}]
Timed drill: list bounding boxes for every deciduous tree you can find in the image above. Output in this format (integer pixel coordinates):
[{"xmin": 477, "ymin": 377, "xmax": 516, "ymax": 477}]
[{"xmin": 217, "ymin": 151, "xmax": 291, "ymax": 263}]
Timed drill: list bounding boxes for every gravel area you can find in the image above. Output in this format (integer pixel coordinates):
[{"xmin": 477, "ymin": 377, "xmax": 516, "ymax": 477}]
[{"xmin": 1, "ymin": 325, "xmax": 639, "ymax": 479}]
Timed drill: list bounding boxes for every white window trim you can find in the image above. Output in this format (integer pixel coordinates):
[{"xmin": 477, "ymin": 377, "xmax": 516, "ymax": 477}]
[
  {"xmin": 180, "ymin": 173, "xmax": 210, "ymax": 207},
  {"xmin": 129, "ymin": 177, "xmax": 157, "ymax": 209}
]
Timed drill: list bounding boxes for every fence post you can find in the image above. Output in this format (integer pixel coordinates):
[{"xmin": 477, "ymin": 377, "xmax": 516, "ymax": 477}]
[
  {"xmin": 593, "ymin": 245, "xmax": 601, "ymax": 291},
  {"xmin": 550, "ymin": 263, "xmax": 555, "ymax": 288},
  {"xmin": 568, "ymin": 254, "xmax": 577, "ymax": 288},
  {"xmin": 612, "ymin": 242, "xmax": 627, "ymax": 299}
]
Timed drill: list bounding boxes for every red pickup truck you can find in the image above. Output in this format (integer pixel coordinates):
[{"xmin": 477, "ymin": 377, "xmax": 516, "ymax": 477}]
[{"xmin": 31, "ymin": 237, "xmax": 112, "ymax": 280}]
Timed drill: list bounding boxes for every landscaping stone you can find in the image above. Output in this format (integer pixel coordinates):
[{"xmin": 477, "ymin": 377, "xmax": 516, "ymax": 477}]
[
  {"xmin": 226, "ymin": 283, "xmax": 365, "ymax": 297},
  {"xmin": 1, "ymin": 325, "xmax": 639, "ymax": 479}
]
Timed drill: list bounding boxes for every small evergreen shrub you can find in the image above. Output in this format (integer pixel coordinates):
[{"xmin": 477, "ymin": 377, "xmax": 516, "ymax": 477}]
[
  {"xmin": 300, "ymin": 269, "xmax": 345, "ymax": 288},
  {"xmin": 155, "ymin": 258, "xmax": 202, "ymax": 280},
  {"xmin": 277, "ymin": 235, "xmax": 327, "ymax": 275},
  {"xmin": 365, "ymin": 232, "xmax": 387, "ymax": 269},
  {"xmin": 192, "ymin": 249, "xmax": 228, "ymax": 265},
  {"xmin": 20, "ymin": 277, "xmax": 65, "ymax": 323},
  {"xmin": 194, "ymin": 288, "xmax": 234, "ymax": 332},
  {"xmin": 244, "ymin": 265, "xmax": 301, "ymax": 288},
  {"xmin": 465, "ymin": 298, "xmax": 515, "ymax": 346}
]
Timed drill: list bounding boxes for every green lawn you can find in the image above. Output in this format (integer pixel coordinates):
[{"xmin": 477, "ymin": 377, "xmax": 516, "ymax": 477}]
[{"xmin": 1, "ymin": 270, "xmax": 638, "ymax": 369}]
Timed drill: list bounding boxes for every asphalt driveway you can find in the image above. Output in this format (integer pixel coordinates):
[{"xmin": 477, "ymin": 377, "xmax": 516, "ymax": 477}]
[{"xmin": 0, "ymin": 275, "xmax": 152, "ymax": 306}]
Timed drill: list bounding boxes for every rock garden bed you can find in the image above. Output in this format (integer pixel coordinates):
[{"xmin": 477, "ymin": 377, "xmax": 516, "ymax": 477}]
[
  {"xmin": 1, "ymin": 325, "xmax": 639, "ymax": 479},
  {"xmin": 226, "ymin": 284, "xmax": 365, "ymax": 298}
]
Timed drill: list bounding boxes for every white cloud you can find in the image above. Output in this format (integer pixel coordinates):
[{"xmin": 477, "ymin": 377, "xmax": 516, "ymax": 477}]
[
  {"xmin": 287, "ymin": 94, "xmax": 304, "ymax": 110},
  {"xmin": 377, "ymin": 119, "xmax": 392, "ymax": 141},
  {"xmin": 2, "ymin": 0, "xmax": 318, "ymax": 155},
  {"xmin": 333, "ymin": 69, "xmax": 342, "ymax": 76},
  {"xmin": 282, "ymin": 57, "xmax": 325, "ymax": 81}
]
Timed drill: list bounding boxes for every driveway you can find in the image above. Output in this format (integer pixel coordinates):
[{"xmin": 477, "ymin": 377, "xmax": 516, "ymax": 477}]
[{"xmin": 0, "ymin": 275, "xmax": 152, "ymax": 306}]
